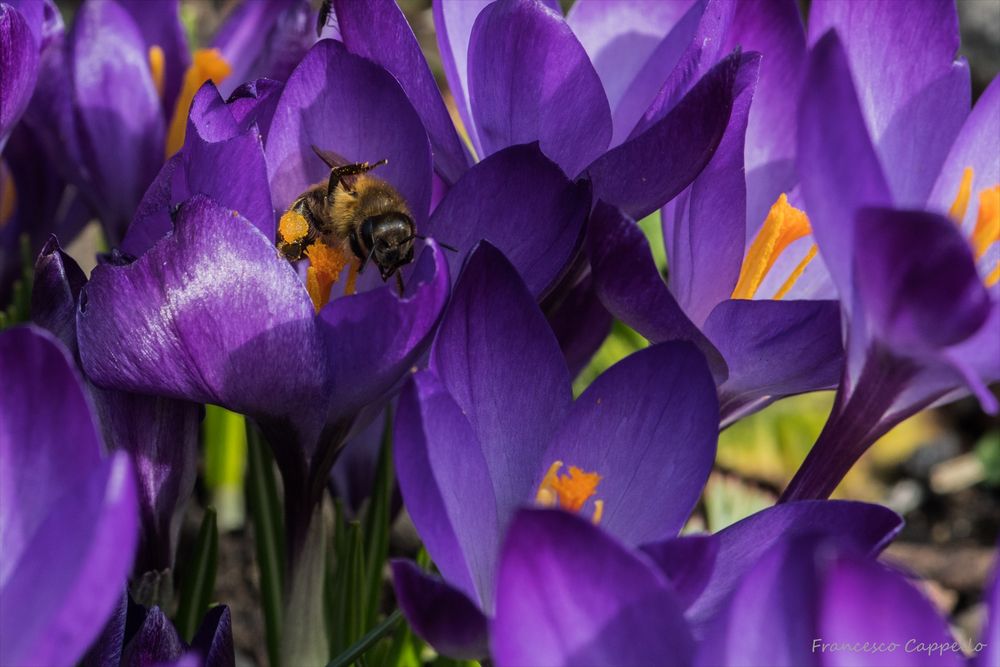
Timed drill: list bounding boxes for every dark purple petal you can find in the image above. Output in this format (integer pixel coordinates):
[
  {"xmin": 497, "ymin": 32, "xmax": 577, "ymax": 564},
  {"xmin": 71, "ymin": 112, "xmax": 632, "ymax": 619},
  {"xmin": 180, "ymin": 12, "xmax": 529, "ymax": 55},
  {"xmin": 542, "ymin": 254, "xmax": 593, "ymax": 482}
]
[
  {"xmin": 567, "ymin": 0, "xmax": 698, "ymax": 145},
  {"xmin": 80, "ymin": 590, "xmax": 127, "ymax": 667},
  {"xmin": 78, "ymin": 195, "xmax": 325, "ymax": 439},
  {"xmin": 546, "ymin": 271, "xmax": 613, "ymax": 379},
  {"xmin": 467, "ymin": 0, "xmax": 612, "ymax": 177},
  {"xmin": 797, "ymin": 31, "xmax": 892, "ymax": 305},
  {"xmin": 492, "ymin": 508, "xmax": 694, "ymax": 667},
  {"xmin": 541, "ymin": 342, "xmax": 717, "ymax": 544},
  {"xmin": 853, "ymin": 207, "xmax": 990, "ymax": 351},
  {"xmin": 0, "ymin": 3, "xmax": 39, "ymax": 148},
  {"xmin": 32, "ymin": 236, "xmax": 88, "ymax": 349},
  {"xmin": 1, "ymin": 326, "xmax": 138, "ymax": 667},
  {"xmin": 70, "ymin": 0, "xmax": 164, "ymax": 241},
  {"xmin": 5, "ymin": 0, "xmax": 61, "ymax": 49},
  {"xmin": 808, "ymin": 0, "xmax": 966, "ymax": 206},
  {"xmin": 820, "ymin": 553, "xmax": 965, "ymax": 667},
  {"xmin": 335, "ymin": 0, "xmax": 470, "ymax": 185},
  {"xmin": 433, "ymin": 0, "xmax": 490, "ymax": 158},
  {"xmin": 588, "ymin": 202, "xmax": 728, "ymax": 381},
  {"xmin": 117, "ymin": 0, "xmax": 190, "ymax": 114},
  {"xmin": 684, "ymin": 500, "xmax": 902, "ymax": 633},
  {"xmin": 663, "ymin": 53, "xmax": 759, "ymax": 325},
  {"xmin": 424, "ymin": 143, "xmax": 590, "ymax": 298},
  {"xmin": 703, "ymin": 299, "xmax": 843, "ymax": 421},
  {"xmin": 211, "ymin": 0, "xmax": 314, "ymax": 99},
  {"xmin": 330, "ymin": 410, "xmax": 385, "ymax": 516},
  {"xmin": 430, "ymin": 242, "xmax": 572, "ymax": 525},
  {"xmin": 226, "ymin": 77, "xmax": 283, "ymax": 141},
  {"xmin": 189, "ymin": 605, "xmax": 234, "ymax": 667},
  {"xmin": 125, "ymin": 83, "xmax": 274, "ymax": 256},
  {"xmin": 391, "ymin": 560, "xmax": 490, "ymax": 661},
  {"xmin": 320, "ymin": 243, "xmax": 450, "ymax": 427},
  {"xmin": 120, "ymin": 606, "xmax": 185, "ymax": 667},
  {"xmin": 264, "ymin": 39, "xmax": 432, "ymax": 223},
  {"xmin": 394, "ymin": 371, "xmax": 499, "ymax": 607},
  {"xmin": 586, "ymin": 49, "xmax": 741, "ymax": 220},
  {"xmin": 639, "ymin": 534, "xmax": 719, "ymax": 609}
]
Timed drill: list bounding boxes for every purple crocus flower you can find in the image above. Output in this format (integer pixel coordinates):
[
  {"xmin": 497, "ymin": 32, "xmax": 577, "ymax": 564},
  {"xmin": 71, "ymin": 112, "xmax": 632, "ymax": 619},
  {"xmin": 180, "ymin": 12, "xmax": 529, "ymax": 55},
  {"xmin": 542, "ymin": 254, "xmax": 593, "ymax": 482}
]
[
  {"xmin": 695, "ymin": 534, "xmax": 974, "ymax": 667},
  {"xmin": 0, "ymin": 1, "xmax": 40, "ymax": 150},
  {"xmin": 782, "ymin": 0, "xmax": 999, "ymax": 501},
  {"xmin": 0, "ymin": 325, "xmax": 138, "ymax": 667}
]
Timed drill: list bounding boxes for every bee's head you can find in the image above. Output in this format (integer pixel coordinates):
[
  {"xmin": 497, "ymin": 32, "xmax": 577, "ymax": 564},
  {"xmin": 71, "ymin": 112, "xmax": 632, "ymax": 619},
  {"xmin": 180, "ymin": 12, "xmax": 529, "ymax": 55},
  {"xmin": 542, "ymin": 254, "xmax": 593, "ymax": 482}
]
[{"xmin": 362, "ymin": 213, "xmax": 415, "ymax": 280}]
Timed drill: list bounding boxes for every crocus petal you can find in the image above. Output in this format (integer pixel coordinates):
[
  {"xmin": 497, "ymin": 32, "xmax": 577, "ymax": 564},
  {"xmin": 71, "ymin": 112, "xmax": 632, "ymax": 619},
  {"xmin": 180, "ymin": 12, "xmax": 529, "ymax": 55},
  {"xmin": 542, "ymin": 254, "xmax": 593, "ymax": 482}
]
[
  {"xmin": 929, "ymin": 75, "xmax": 1000, "ymax": 226},
  {"xmin": 853, "ymin": 207, "xmax": 990, "ymax": 351},
  {"xmin": 117, "ymin": 0, "xmax": 190, "ymax": 114},
  {"xmin": 320, "ymin": 243, "xmax": 450, "ymax": 428},
  {"xmin": 391, "ymin": 560, "xmax": 490, "ymax": 661},
  {"xmin": 639, "ymin": 534, "xmax": 719, "ymax": 609},
  {"xmin": 703, "ymin": 299, "xmax": 843, "ymax": 422},
  {"xmin": 819, "ymin": 553, "xmax": 965, "ymax": 667},
  {"xmin": 808, "ymin": 0, "xmax": 966, "ymax": 206},
  {"xmin": 265, "ymin": 39, "xmax": 432, "ymax": 222},
  {"xmin": 125, "ymin": 83, "xmax": 274, "ymax": 256},
  {"xmin": 80, "ymin": 590, "xmax": 127, "ymax": 667},
  {"xmin": 5, "ymin": 0, "xmax": 61, "ymax": 49},
  {"xmin": 32, "ymin": 236, "xmax": 88, "ymax": 349},
  {"xmin": 78, "ymin": 195, "xmax": 325, "ymax": 437},
  {"xmin": 586, "ymin": 49, "xmax": 741, "ymax": 220},
  {"xmin": 70, "ymin": 0, "xmax": 164, "ymax": 241},
  {"xmin": 467, "ymin": 0, "xmax": 612, "ymax": 177},
  {"xmin": 0, "ymin": 3, "xmax": 39, "ymax": 148},
  {"xmin": 541, "ymin": 342, "xmax": 718, "ymax": 544},
  {"xmin": 663, "ymin": 53, "xmax": 759, "ymax": 324},
  {"xmin": 189, "ymin": 605, "xmax": 235, "ymax": 667},
  {"xmin": 226, "ymin": 77, "xmax": 283, "ymax": 141},
  {"xmin": 978, "ymin": 558, "xmax": 999, "ymax": 667},
  {"xmin": 797, "ymin": 31, "xmax": 892, "ymax": 307},
  {"xmin": 683, "ymin": 500, "xmax": 902, "ymax": 633},
  {"xmin": 120, "ymin": 606, "xmax": 185, "ymax": 667},
  {"xmin": 334, "ymin": 0, "xmax": 470, "ymax": 184},
  {"xmin": 423, "ymin": 144, "xmax": 590, "ymax": 298},
  {"xmin": 394, "ymin": 371, "xmax": 499, "ymax": 607},
  {"xmin": 492, "ymin": 508, "xmax": 695, "ymax": 667},
  {"xmin": 566, "ymin": 0, "xmax": 697, "ymax": 146},
  {"xmin": 588, "ymin": 202, "xmax": 728, "ymax": 382},
  {"xmin": 546, "ymin": 271, "xmax": 613, "ymax": 379},
  {"xmin": 430, "ymin": 242, "xmax": 572, "ymax": 525},
  {"xmin": 1, "ymin": 326, "xmax": 138, "ymax": 667}
]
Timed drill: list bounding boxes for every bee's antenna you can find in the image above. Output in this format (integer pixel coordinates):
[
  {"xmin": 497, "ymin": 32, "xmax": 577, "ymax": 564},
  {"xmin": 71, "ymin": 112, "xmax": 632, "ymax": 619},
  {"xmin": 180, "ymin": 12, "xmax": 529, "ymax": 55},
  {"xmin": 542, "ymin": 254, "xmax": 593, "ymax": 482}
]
[
  {"xmin": 359, "ymin": 246, "xmax": 375, "ymax": 274},
  {"xmin": 412, "ymin": 233, "xmax": 458, "ymax": 253}
]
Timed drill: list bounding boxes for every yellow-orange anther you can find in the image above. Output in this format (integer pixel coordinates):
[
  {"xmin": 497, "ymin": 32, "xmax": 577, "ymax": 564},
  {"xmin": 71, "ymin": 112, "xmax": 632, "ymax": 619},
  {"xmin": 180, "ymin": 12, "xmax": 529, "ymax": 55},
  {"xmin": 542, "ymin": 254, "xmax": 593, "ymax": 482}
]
[
  {"xmin": 773, "ymin": 245, "xmax": 818, "ymax": 300},
  {"xmin": 732, "ymin": 194, "xmax": 814, "ymax": 299},
  {"xmin": 148, "ymin": 45, "xmax": 166, "ymax": 100},
  {"xmin": 948, "ymin": 167, "xmax": 974, "ymax": 224},
  {"xmin": 535, "ymin": 461, "xmax": 603, "ymax": 523},
  {"xmin": 970, "ymin": 186, "xmax": 998, "ymax": 261},
  {"xmin": 166, "ymin": 49, "xmax": 232, "ymax": 158},
  {"xmin": 0, "ymin": 161, "xmax": 16, "ymax": 228},
  {"xmin": 305, "ymin": 242, "xmax": 351, "ymax": 312}
]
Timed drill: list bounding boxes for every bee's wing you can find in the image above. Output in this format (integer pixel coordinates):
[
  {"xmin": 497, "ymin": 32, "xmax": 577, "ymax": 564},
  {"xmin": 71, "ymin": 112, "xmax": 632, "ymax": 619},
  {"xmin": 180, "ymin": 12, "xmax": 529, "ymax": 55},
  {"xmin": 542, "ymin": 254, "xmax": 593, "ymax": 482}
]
[{"xmin": 311, "ymin": 145, "xmax": 350, "ymax": 170}]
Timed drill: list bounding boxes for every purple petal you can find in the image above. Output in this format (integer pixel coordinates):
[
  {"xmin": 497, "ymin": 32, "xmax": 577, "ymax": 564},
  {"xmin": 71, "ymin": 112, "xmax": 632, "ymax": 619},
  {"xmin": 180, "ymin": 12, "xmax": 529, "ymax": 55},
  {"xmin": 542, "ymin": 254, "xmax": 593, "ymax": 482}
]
[
  {"xmin": 394, "ymin": 371, "xmax": 499, "ymax": 607},
  {"xmin": 226, "ymin": 77, "xmax": 283, "ymax": 142},
  {"xmin": 663, "ymin": 53, "xmax": 759, "ymax": 324},
  {"xmin": 124, "ymin": 83, "xmax": 274, "ymax": 257},
  {"xmin": 1, "ymin": 327, "xmax": 138, "ymax": 667},
  {"xmin": 120, "ymin": 606, "xmax": 185, "ymax": 667},
  {"xmin": 430, "ymin": 242, "xmax": 572, "ymax": 526},
  {"xmin": 808, "ymin": 0, "xmax": 966, "ymax": 206},
  {"xmin": 586, "ymin": 49, "xmax": 741, "ymax": 220},
  {"xmin": 543, "ymin": 342, "xmax": 718, "ymax": 544},
  {"xmin": 117, "ymin": 0, "xmax": 190, "ymax": 114},
  {"xmin": 639, "ymin": 535, "xmax": 719, "ymax": 609},
  {"xmin": 820, "ymin": 553, "xmax": 965, "ymax": 667},
  {"xmin": 853, "ymin": 207, "xmax": 990, "ymax": 351},
  {"xmin": 546, "ymin": 271, "xmax": 613, "ymax": 379},
  {"xmin": 684, "ymin": 499, "xmax": 902, "ymax": 633},
  {"xmin": 492, "ymin": 508, "xmax": 694, "ymax": 667},
  {"xmin": 264, "ymin": 39, "xmax": 432, "ymax": 223},
  {"xmin": 320, "ymin": 243, "xmax": 450, "ymax": 427},
  {"xmin": 78, "ymin": 195, "xmax": 325, "ymax": 436},
  {"xmin": 703, "ymin": 299, "xmax": 843, "ymax": 421},
  {"xmin": 189, "ymin": 605, "xmax": 234, "ymax": 667},
  {"xmin": 467, "ymin": 0, "xmax": 612, "ymax": 177},
  {"xmin": 32, "ymin": 236, "xmax": 88, "ymax": 349},
  {"xmin": 80, "ymin": 590, "xmax": 127, "ymax": 667},
  {"xmin": 432, "ymin": 0, "xmax": 491, "ymax": 158},
  {"xmin": 70, "ymin": 0, "xmax": 164, "ymax": 242},
  {"xmin": 424, "ymin": 143, "xmax": 590, "ymax": 298},
  {"xmin": 978, "ymin": 557, "xmax": 999, "ymax": 667},
  {"xmin": 0, "ymin": 3, "xmax": 39, "ymax": 148},
  {"xmin": 334, "ymin": 0, "xmax": 470, "ymax": 185},
  {"xmin": 391, "ymin": 560, "xmax": 490, "ymax": 661},
  {"xmin": 588, "ymin": 202, "xmax": 728, "ymax": 381},
  {"xmin": 797, "ymin": 31, "xmax": 892, "ymax": 306},
  {"xmin": 5, "ymin": 0, "xmax": 61, "ymax": 49}
]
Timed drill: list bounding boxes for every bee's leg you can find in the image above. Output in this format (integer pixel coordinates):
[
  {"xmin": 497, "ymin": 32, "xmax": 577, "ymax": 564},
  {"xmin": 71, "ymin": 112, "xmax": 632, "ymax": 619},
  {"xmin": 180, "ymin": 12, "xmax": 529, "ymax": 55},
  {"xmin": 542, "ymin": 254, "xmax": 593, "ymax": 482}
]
[
  {"xmin": 395, "ymin": 271, "xmax": 405, "ymax": 297},
  {"xmin": 326, "ymin": 159, "xmax": 390, "ymax": 198},
  {"xmin": 344, "ymin": 258, "xmax": 361, "ymax": 296}
]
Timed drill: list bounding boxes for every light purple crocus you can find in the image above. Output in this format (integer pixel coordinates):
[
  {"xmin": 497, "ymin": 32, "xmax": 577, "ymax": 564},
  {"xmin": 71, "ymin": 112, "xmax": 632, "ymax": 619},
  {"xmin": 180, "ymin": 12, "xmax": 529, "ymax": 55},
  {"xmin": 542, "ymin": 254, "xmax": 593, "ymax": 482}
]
[
  {"xmin": 782, "ymin": 0, "xmax": 999, "ymax": 501},
  {"xmin": 0, "ymin": 325, "xmax": 138, "ymax": 667}
]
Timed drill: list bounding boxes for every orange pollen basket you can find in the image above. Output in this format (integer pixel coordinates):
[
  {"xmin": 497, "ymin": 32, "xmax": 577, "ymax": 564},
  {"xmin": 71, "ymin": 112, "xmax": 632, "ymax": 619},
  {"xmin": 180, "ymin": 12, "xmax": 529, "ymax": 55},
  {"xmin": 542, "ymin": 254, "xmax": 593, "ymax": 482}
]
[
  {"xmin": 535, "ymin": 461, "xmax": 604, "ymax": 524},
  {"xmin": 948, "ymin": 167, "xmax": 999, "ymax": 288},
  {"xmin": 732, "ymin": 193, "xmax": 817, "ymax": 300}
]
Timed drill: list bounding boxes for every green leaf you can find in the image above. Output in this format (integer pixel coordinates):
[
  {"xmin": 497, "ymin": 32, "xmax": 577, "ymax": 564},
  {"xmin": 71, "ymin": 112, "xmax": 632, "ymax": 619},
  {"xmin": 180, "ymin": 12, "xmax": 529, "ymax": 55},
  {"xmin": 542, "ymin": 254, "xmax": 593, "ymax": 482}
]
[
  {"xmin": 637, "ymin": 209, "xmax": 667, "ymax": 274},
  {"xmin": 202, "ymin": 406, "xmax": 247, "ymax": 531},
  {"xmin": 246, "ymin": 423, "xmax": 285, "ymax": 667},
  {"xmin": 327, "ymin": 610, "xmax": 403, "ymax": 667},
  {"xmin": 174, "ymin": 507, "xmax": 218, "ymax": 641},
  {"xmin": 362, "ymin": 408, "xmax": 395, "ymax": 629},
  {"xmin": 571, "ymin": 320, "xmax": 649, "ymax": 396},
  {"xmin": 282, "ymin": 508, "xmax": 330, "ymax": 667},
  {"xmin": 332, "ymin": 521, "xmax": 367, "ymax": 655},
  {"xmin": 0, "ymin": 235, "xmax": 34, "ymax": 330},
  {"xmin": 976, "ymin": 430, "xmax": 1000, "ymax": 486}
]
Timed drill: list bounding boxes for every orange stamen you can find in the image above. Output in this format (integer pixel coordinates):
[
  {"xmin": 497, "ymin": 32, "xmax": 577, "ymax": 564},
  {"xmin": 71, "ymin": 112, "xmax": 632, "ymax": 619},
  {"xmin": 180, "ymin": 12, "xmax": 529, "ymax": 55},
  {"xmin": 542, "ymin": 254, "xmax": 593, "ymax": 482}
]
[
  {"xmin": 970, "ymin": 186, "xmax": 998, "ymax": 261},
  {"xmin": 165, "ymin": 49, "xmax": 232, "ymax": 158},
  {"xmin": 305, "ymin": 242, "xmax": 351, "ymax": 312},
  {"xmin": 535, "ymin": 461, "xmax": 603, "ymax": 523},
  {"xmin": 948, "ymin": 167, "xmax": 974, "ymax": 224},
  {"xmin": 773, "ymin": 244, "xmax": 819, "ymax": 300},
  {"xmin": 732, "ymin": 194, "xmax": 813, "ymax": 299},
  {"xmin": 148, "ymin": 45, "xmax": 165, "ymax": 100}
]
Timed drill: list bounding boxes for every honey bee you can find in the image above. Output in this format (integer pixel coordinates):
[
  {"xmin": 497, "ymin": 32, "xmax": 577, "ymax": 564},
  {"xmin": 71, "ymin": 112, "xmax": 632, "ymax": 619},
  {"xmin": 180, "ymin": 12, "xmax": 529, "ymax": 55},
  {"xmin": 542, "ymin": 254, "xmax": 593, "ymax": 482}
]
[{"xmin": 277, "ymin": 146, "xmax": 440, "ymax": 295}]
